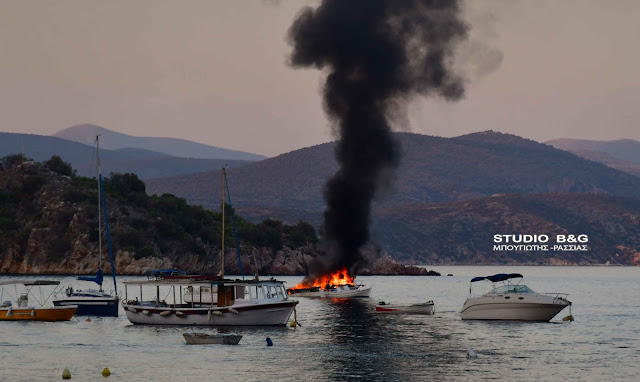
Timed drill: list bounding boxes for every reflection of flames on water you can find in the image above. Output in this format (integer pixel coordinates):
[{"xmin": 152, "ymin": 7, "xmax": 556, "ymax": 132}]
[{"xmin": 290, "ymin": 268, "xmax": 354, "ymax": 290}]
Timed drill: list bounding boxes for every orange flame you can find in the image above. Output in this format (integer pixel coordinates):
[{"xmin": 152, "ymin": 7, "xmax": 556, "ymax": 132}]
[{"xmin": 290, "ymin": 268, "xmax": 354, "ymax": 290}]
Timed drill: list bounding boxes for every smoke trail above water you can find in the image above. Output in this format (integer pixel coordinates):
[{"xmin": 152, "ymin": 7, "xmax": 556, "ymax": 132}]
[{"xmin": 288, "ymin": 0, "xmax": 468, "ymax": 275}]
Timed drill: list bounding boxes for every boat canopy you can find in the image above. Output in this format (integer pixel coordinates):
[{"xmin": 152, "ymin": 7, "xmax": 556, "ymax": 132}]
[
  {"xmin": 0, "ymin": 280, "xmax": 60, "ymax": 286},
  {"xmin": 123, "ymin": 278, "xmax": 286, "ymax": 287},
  {"xmin": 470, "ymin": 273, "xmax": 523, "ymax": 283}
]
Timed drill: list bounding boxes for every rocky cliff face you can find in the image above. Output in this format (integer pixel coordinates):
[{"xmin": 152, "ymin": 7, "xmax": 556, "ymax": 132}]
[{"xmin": 0, "ymin": 160, "xmax": 433, "ymax": 275}]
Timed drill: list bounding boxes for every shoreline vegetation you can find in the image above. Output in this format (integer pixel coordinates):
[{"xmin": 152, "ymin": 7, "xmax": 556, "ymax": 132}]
[{"xmin": 0, "ymin": 155, "xmax": 439, "ymax": 276}]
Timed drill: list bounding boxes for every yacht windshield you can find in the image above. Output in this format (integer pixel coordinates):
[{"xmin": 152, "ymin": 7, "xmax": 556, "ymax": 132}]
[{"xmin": 488, "ymin": 285, "xmax": 534, "ymax": 294}]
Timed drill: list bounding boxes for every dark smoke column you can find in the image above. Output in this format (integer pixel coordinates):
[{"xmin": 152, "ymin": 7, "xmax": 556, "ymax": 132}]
[{"xmin": 288, "ymin": 0, "xmax": 468, "ymax": 276}]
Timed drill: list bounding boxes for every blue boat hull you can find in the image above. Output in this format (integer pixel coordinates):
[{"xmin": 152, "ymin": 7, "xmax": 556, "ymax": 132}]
[{"xmin": 53, "ymin": 299, "xmax": 119, "ymax": 317}]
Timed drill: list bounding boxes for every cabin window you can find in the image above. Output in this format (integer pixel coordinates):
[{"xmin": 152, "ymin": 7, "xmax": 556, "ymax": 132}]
[
  {"xmin": 489, "ymin": 285, "xmax": 535, "ymax": 294},
  {"xmin": 235, "ymin": 286, "xmax": 246, "ymax": 300},
  {"xmin": 249, "ymin": 286, "xmax": 258, "ymax": 299}
]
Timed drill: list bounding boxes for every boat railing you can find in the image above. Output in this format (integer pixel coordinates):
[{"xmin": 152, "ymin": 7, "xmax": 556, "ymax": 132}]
[
  {"xmin": 145, "ymin": 269, "xmax": 187, "ymax": 280},
  {"xmin": 540, "ymin": 292, "xmax": 570, "ymax": 301}
]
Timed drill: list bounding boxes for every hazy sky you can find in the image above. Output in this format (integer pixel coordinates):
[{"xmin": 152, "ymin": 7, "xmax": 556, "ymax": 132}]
[{"xmin": 1, "ymin": 0, "xmax": 638, "ymax": 157}]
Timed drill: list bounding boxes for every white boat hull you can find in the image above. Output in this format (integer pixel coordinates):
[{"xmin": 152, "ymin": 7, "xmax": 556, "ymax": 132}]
[
  {"xmin": 322, "ymin": 286, "xmax": 372, "ymax": 298},
  {"xmin": 461, "ymin": 294, "xmax": 570, "ymax": 321},
  {"xmin": 289, "ymin": 285, "xmax": 372, "ymax": 298},
  {"xmin": 123, "ymin": 301, "xmax": 296, "ymax": 326}
]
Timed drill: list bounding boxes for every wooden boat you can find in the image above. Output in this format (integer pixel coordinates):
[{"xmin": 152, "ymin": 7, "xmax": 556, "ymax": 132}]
[
  {"xmin": 121, "ymin": 169, "xmax": 297, "ymax": 327},
  {"xmin": 122, "ymin": 278, "xmax": 297, "ymax": 326},
  {"xmin": 1, "ymin": 280, "xmax": 78, "ymax": 321},
  {"xmin": 183, "ymin": 332, "xmax": 242, "ymax": 345},
  {"xmin": 375, "ymin": 300, "xmax": 435, "ymax": 315}
]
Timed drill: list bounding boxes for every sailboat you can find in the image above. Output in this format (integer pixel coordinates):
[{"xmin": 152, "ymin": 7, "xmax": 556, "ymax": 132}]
[
  {"xmin": 53, "ymin": 135, "xmax": 119, "ymax": 317},
  {"xmin": 121, "ymin": 168, "xmax": 298, "ymax": 326}
]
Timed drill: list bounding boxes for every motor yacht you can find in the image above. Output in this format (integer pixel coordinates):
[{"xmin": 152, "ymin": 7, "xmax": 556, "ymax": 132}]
[{"xmin": 460, "ymin": 273, "xmax": 571, "ymax": 321}]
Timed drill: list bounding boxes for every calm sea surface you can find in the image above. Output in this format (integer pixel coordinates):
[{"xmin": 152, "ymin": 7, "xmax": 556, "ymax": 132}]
[{"xmin": 0, "ymin": 266, "xmax": 638, "ymax": 381}]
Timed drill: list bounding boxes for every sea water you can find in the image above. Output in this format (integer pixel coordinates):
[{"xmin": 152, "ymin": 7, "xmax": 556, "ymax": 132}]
[{"xmin": 0, "ymin": 266, "xmax": 638, "ymax": 381}]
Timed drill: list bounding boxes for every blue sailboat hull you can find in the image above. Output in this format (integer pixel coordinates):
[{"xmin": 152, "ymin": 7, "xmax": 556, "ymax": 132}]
[{"xmin": 53, "ymin": 297, "xmax": 119, "ymax": 317}]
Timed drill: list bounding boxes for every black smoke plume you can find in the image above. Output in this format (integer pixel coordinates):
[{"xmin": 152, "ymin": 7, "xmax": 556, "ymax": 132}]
[{"xmin": 288, "ymin": 0, "xmax": 468, "ymax": 277}]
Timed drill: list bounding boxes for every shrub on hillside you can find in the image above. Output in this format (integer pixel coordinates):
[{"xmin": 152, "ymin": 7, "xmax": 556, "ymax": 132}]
[
  {"xmin": 44, "ymin": 155, "xmax": 75, "ymax": 177},
  {"xmin": 1, "ymin": 154, "xmax": 32, "ymax": 168}
]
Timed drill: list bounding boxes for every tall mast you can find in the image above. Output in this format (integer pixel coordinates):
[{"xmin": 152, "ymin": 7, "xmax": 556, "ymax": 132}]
[
  {"xmin": 96, "ymin": 135, "xmax": 103, "ymax": 292},
  {"xmin": 221, "ymin": 167, "xmax": 226, "ymax": 278}
]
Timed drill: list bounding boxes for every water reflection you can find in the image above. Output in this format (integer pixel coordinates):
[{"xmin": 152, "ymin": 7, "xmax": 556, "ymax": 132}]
[{"xmin": 318, "ymin": 299, "xmax": 463, "ymax": 380}]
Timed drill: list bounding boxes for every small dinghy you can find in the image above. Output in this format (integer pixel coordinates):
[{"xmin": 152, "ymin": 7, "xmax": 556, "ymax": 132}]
[
  {"xmin": 183, "ymin": 332, "xmax": 242, "ymax": 345},
  {"xmin": 375, "ymin": 300, "xmax": 435, "ymax": 315}
]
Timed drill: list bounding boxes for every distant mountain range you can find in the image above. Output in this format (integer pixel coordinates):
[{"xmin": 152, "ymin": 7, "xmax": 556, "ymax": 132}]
[
  {"xmin": 546, "ymin": 138, "xmax": 640, "ymax": 164},
  {"xmin": 54, "ymin": 124, "xmax": 266, "ymax": 161},
  {"xmin": 142, "ymin": 131, "xmax": 640, "ymax": 265},
  {"xmin": 146, "ymin": 131, "xmax": 640, "ymax": 211},
  {"xmin": 0, "ymin": 131, "xmax": 252, "ymax": 179},
  {"xmin": 546, "ymin": 138, "xmax": 640, "ymax": 177},
  {"xmin": 3, "ymin": 127, "xmax": 639, "ymax": 265}
]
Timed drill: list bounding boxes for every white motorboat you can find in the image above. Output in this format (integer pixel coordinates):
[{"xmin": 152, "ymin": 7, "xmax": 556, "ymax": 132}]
[
  {"xmin": 460, "ymin": 273, "xmax": 571, "ymax": 321},
  {"xmin": 183, "ymin": 332, "xmax": 242, "ymax": 345},
  {"xmin": 287, "ymin": 268, "xmax": 372, "ymax": 298},
  {"xmin": 322, "ymin": 284, "xmax": 372, "ymax": 298},
  {"xmin": 287, "ymin": 283, "xmax": 371, "ymax": 298},
  {"xmin": 375, "ymin": 300, "xmax": 435, "ymax": 315}
]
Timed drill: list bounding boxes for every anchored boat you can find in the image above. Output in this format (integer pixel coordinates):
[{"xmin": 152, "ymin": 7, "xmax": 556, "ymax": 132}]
[
  {"xmin": 1, "ymin": 280, "xmax": 77, "ymax": 321},
  {"xmin": 460, "ymin": 273, "xmax": 571, "ymax": 321},
  {"xmin": 122, "ymin": 168, "xmax": 297, "ymax": 326},
  {"xmin": 122, "ymin": 277, "xmax": 297, "ymax": 326},
  {"xmin": 53, "ymin": 135, "xmax": 119, "ymax": 316},
  {"xmin": 323, "ymin": 284, "xmax": 372, "ymax": 298},
  {"xmin": 376, "ymin": 300, "xmax": 435, "ymax": 314},
  {"xmin": 287, "ymin": 268, "xmax": 372, "ymax": 298}
]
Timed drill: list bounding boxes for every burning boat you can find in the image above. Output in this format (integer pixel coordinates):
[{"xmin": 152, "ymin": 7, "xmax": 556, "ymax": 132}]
[{"xmin": 287, "ymin": 269, "xmax": 372, "ymax": 298}]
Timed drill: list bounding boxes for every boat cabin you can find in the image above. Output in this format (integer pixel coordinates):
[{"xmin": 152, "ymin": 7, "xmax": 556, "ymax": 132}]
[{"xmin": 123, "ymin": 278, "xmax": 290, "ymax": 309}]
